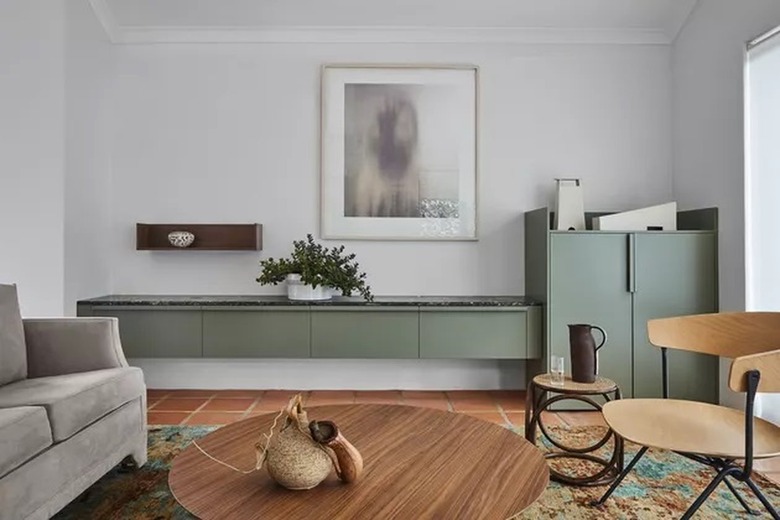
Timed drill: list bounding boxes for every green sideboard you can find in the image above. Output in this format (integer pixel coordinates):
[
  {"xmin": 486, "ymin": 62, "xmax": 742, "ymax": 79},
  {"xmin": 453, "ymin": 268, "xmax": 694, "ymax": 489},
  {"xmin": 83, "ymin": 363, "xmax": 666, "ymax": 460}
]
[
  {"xmin": 76, "ymin": 296, "xmax": 542, "ymax": 360},
  {"xmin": 525, "ymin": 206, "xmax": 720, "ymax": 405}
]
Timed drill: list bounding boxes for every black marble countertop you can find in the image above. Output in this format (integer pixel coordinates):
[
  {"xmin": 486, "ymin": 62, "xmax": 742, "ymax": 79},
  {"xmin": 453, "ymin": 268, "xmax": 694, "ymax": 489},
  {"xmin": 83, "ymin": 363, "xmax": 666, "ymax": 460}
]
[{"xmin": 77, "ymin": 295, "xmax": 540, "ymax": 307}]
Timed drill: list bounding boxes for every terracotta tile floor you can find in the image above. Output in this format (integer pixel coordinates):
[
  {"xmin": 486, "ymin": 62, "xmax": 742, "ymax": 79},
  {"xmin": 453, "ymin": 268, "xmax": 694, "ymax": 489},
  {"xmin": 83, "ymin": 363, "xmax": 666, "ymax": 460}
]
[
  {"xmin": 146, "ymin": 389, "xmax": 606, "ymax": 429},
  {"xmin": 146, "ymin": 389, "xmax": 780, "ymax": 486}
]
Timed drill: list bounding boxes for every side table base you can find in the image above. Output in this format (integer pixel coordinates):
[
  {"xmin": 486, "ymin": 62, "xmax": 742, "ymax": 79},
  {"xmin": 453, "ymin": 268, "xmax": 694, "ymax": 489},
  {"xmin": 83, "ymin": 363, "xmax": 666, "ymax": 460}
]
[{"xmin": 525, "ymin": 375, "xmax": 624, "ymax": 487}]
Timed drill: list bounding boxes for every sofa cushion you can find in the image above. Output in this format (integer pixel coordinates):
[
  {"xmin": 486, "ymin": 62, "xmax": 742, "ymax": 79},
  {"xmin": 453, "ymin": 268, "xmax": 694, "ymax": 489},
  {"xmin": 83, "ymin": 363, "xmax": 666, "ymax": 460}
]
[
  {"xmin": 0, "ymin": 284, "xmax": 27, "ymax": 385},
  {"xmin": 0, "ymin": 367, "xmax": 144, "ymax": 442},
  {"xmin": 0, "ymin": 406, "xmax": 52, "ymax": 478}
]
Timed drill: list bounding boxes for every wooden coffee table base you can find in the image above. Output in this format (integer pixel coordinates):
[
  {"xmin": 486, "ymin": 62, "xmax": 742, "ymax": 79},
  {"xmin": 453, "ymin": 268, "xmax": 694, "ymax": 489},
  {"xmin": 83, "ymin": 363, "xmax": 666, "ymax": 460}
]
[{"xmin": 169, "ymin": 404, "xmax": 549, "ymax": 520}]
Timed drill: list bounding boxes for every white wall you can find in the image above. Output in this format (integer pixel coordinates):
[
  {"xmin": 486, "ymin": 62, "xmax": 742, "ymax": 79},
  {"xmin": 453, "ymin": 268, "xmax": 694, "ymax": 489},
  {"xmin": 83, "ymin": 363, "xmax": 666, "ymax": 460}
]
[
  {"xmin": 0, "ymin": 0, "xmax": 65, "ymax": 316},
  {"xmin": 672, "ymin": 0, "xmax": 780, "ymax": 409},
  {"xmin": 108, "ymin": 43, "xmax": 673, "ymax": 296},
  {"xmin": 64, "ymin": 0, "xmax": 114, "ymax": 315},
  {"xmin": 100, "ymin": 40, "xmax": 674, "ymax": 389}
]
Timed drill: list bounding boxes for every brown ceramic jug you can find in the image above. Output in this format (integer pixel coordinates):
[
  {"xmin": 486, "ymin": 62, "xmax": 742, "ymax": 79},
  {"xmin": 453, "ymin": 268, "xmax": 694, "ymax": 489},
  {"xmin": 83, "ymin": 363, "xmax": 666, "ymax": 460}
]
[{"xmin": 568, "ymin": 324, "xmax": 607, "ymax": 384}]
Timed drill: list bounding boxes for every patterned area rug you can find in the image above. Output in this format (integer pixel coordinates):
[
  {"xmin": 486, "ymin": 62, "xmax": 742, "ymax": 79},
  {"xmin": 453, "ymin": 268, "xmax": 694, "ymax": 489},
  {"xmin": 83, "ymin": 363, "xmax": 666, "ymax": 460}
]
[{"xmin": 54, "ymin": 425, "xmax": 779, "ymax": 520}]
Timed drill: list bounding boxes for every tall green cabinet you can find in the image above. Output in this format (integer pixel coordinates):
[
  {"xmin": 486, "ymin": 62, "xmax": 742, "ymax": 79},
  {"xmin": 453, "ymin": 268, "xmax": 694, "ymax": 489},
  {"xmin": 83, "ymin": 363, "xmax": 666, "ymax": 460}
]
[{"xmin": 525, "ymin": 207, "xmax": 719, "ymax": 404}]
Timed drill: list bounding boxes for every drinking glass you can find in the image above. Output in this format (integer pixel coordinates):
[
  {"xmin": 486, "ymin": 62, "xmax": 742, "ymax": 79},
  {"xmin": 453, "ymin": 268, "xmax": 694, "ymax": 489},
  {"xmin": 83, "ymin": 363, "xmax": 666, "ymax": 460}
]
[{"xmin": 550, "ymin": 355, "xmax": 565, "ymax": 386}]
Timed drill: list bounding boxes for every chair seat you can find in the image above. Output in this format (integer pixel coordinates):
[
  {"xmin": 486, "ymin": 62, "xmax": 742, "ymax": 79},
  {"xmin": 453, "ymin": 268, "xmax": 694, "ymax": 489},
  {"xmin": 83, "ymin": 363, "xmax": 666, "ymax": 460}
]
[
  {"xmin": 603, "ymin": 399, "xmax": 780, "ymax": 460},
  {"xmin": 0, "ymin": 367, "xmax": 144, "ymax": 442}
]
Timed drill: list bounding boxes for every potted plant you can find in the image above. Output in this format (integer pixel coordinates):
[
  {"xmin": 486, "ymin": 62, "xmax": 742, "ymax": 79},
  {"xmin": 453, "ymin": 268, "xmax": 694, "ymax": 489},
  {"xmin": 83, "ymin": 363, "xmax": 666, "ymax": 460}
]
[{"xmin": 257, "ymin": 234, "xmax": 373, "ymax": 302}]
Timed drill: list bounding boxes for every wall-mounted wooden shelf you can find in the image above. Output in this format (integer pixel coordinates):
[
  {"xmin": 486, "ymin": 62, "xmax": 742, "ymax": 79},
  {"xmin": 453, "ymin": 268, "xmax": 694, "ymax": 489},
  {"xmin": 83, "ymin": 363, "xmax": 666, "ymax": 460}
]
[{"xmin": 136, "ymin": 223, "xmax": 262, "ymax": 251}]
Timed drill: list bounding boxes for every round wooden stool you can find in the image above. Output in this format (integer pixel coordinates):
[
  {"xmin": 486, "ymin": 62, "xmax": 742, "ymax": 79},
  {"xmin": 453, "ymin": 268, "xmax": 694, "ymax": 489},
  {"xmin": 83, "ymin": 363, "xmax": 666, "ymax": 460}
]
[{"xmin": 524, "ymin": 373, "xmax": 624, "ymax": 486}]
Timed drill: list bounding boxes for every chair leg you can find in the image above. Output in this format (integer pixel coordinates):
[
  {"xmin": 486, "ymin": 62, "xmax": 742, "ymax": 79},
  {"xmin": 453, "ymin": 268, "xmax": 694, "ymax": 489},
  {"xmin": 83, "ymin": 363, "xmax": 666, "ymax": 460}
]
[
  {"xmin": 723, "ymin": 477, "xmax": 761, "ymax": 515},
  {"xmin": 591, "ymin": 446, "xmax": 648, "ymax": 506},
  {"xmin": 744, "ymin": 477, "xmax": 780, "ymax": 520},
  {"xmin": 680, "ymin": 467, "xmax": 734, "ymax": 520}
]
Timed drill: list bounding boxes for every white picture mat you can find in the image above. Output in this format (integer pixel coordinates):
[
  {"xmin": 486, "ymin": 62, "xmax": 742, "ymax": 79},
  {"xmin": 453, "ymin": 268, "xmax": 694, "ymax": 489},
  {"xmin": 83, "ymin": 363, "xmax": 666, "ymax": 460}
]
[{"xmin": 321, "ymin": 66, "xmax": 477, "ymax": 240}]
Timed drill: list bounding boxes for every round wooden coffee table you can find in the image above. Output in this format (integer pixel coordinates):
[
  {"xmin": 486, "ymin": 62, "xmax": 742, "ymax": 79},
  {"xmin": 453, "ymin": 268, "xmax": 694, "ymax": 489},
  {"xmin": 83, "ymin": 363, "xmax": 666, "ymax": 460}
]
[{"xmin": 169, "ymin": 404, "xmax": 549, "ymax": 519}]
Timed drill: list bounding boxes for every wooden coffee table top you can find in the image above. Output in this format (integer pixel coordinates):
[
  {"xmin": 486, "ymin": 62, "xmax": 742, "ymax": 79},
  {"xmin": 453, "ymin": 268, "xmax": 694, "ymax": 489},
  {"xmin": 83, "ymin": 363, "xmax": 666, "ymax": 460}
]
[{"xmin": 169, "ymin": 404, "xmax": 549, "ymax": 520}]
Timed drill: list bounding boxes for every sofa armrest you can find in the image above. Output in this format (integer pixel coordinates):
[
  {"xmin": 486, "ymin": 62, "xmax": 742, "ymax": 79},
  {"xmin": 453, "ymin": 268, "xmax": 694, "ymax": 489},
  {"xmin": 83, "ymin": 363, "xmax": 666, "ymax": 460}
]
[{"xmin": 23, "ymin": 318, "xmax": 129, "ymax": 378}]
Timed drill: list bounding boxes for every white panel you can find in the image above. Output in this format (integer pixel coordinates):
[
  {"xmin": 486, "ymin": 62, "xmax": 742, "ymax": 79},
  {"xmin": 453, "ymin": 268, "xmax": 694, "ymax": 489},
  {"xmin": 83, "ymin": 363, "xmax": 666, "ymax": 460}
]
[
  {"xmin": 746, "ymin": 34, "xmax": 780, "ymax": 424},
  {"xmin": 593, "ymin": 202, "xmax": 676, "ymax": 231}
]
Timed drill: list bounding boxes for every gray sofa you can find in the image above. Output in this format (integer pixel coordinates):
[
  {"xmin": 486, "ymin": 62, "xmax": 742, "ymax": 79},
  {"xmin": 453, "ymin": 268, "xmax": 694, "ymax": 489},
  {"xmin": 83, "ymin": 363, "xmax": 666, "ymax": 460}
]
[{"xmin": 0, "ymin": 285, "xmax": 146, "ymax": 520}]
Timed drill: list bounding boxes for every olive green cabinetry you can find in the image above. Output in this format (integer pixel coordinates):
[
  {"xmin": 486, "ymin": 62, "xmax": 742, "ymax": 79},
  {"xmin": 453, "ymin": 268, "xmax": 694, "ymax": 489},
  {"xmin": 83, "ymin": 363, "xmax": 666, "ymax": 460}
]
[
  {"xmin": 203, "ymin": 307, "xmax": 310, "ymax": 358},
  {"xmin": 420, "ymin": 307, "xmax": 539, "ymax": 359},
  {"xmin": 549, "ymin": 234, "xmax": 634, "ymax": 397},
  {"xmin": 632, "ymin": 233, "xmax": 718, "ymax": 401},
  {"xmin": 526, "ymin": 207, "xmax": 719, "ymax": 404},
  {"xmin": 78, "ymin": 301, "xmax": 542, "ymax": 360},
  {"xmin": 310, "ymin": 308, "xmax": 419, "ymax": 358},
  {"xmin": 86, "ymin": 306, "xmax": 203, "ymax": 358}
]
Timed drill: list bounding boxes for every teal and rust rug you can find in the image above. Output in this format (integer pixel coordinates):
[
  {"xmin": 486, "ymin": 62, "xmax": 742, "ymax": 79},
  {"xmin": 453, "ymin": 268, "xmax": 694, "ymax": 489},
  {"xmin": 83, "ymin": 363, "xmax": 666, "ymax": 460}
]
[{"xmin": 54, "ymin": 425, "xmax": 780, "ymax": 519}]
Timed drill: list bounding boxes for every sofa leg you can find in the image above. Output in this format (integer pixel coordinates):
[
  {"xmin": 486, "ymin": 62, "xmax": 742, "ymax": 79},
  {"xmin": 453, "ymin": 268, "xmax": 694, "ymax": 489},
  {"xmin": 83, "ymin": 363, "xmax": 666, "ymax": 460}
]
[
  {"xmin": 123, "ymin": 439, "xmax": 148, "ymax": 469},
  {"xmin": 120, "ymin": 456, "xmax": 138, "ymax": 470}
]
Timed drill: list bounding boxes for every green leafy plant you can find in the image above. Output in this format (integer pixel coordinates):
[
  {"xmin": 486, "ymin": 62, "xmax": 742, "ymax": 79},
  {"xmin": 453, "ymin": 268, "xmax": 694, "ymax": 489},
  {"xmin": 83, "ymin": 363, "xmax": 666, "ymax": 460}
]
[{"xmin": 257, "ymin": 234, "xmax": 373, "ymax": 301}]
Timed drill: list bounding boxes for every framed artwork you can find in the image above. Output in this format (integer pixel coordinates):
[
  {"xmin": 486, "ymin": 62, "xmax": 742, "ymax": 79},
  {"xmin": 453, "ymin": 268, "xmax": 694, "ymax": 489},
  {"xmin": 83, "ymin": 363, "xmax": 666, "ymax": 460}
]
[{"xmin": 320, "ymin": 65, "xmax": 478, "ymax": 240}]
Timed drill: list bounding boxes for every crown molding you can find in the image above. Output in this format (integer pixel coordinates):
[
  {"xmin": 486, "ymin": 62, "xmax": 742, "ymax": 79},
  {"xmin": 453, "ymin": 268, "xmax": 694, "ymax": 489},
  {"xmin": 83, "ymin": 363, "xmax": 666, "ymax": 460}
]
[
  {"xmin": 108, "ymin": 25, "xmax": 672, "ymax": 45},
  {"xmin": 88, "ymin": 0, "xmax": 671, "ymax": 46},
  {"xmin": 88, "ymin": 0, "xmax": 121, "ymax": 42},
  {"xmin": 664, "ymin": 0, "xmax": 699, "ymax": 44}
]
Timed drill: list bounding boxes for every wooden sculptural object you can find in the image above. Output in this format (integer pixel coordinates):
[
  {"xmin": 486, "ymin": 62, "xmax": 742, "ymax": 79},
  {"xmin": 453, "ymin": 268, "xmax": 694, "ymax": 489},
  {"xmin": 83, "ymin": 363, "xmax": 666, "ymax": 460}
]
[
  {"xmin": 309, "ymin": 420, "xmax": 364, "ymax": 483},
  {"xmin": 257, "ymin": 395, "xmax": 364, "ymax": 490},
  {"xmin": 260, "ymin": 395, "xmax": 334, "ymax": 490}
]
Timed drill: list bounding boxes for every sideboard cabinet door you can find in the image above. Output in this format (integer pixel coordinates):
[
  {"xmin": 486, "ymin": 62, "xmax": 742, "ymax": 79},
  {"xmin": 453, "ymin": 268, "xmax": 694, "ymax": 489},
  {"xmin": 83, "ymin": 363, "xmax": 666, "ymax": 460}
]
[
  {"xmin": 633, "ymin": 233, "xmax": 718, "ymax": 402},
  {"xmin": 311, "ymin": 308, "xmax": 419, "ymax": 358},
  {"xmin": 90, "ymin": 306, "xmax": 202, "ymax": 358},
  {"xmin": 203, "ymin": 308, "xmax": 310, "ymax": 358},
  {"xmin": 549, "ymin": 234, "xmax": 634, "ymax": 397},
  {"xmin": 419, "ymin": 309, "xmax": 529, "ymax": 359}
]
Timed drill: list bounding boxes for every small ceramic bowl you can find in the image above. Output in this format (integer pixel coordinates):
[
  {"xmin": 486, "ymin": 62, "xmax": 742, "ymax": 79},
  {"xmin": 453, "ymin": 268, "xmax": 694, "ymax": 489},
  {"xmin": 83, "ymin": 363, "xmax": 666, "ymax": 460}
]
[{"xmin": 168, "ymin": 231, "xmax": 195, "ymax": 248}]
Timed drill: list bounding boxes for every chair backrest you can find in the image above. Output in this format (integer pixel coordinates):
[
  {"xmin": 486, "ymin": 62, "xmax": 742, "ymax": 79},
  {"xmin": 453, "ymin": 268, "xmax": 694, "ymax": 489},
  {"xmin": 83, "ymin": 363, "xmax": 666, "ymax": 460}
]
[{"xmin": 647, "ymin": 312, "xmax": 780, "ymax": 393}]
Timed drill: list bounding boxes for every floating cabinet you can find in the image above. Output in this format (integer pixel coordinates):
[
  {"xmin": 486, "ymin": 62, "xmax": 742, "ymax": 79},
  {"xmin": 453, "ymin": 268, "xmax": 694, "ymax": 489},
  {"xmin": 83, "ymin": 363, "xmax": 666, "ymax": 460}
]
[
  {"xmin": 310, "ymin": 308, "xmax": 419, "ymax": 358},
  {"xmin": 420, "ymin": 308, "xmax": 532, "ymax": 359},
  {"xmin": 136, "ymin": 223, "xmax": 262, "ymax": 251},
  {"xmin": 526, "ymin": 207, "xmax": 719, "ymax": 405},
  {"xmin": 202, "ymin": 308, "xmax": 310, "ymax": 358},
  {"xmin": 89, "ymin": 306, "xmax": 202, "ymax": 358},
  {"xmin": 78, "ymin": 300, "xmax": 543, "ymax": 361}
]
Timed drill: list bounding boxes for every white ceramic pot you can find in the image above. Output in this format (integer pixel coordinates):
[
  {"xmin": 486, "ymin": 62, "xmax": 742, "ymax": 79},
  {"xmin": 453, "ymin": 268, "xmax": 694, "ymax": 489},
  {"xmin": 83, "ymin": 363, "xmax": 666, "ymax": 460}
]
[{"xmin": 286, "ymin": 274, "xmax": 332, "ymax": 301}]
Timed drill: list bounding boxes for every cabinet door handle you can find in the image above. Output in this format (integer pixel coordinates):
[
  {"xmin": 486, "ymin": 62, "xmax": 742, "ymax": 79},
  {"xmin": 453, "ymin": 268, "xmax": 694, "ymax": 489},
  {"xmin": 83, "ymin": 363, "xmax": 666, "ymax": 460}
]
[{"xmin": 628, "ymin": 234, "xmax": 636, "ymax": 293}]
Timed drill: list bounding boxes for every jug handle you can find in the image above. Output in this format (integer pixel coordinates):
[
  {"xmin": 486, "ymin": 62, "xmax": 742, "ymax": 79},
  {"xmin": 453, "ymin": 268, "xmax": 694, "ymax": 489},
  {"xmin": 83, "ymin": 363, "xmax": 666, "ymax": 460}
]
[{"xmin": 590, "ymin": 325, "xmax": 608, "ymax": 351}]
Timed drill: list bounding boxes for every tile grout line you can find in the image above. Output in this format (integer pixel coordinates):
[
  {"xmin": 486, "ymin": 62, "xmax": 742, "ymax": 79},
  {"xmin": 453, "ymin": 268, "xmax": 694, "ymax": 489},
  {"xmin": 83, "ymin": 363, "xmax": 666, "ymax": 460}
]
[
  {"xmin": 241, "ymin": 394, "xmax": 265, "ymax": 420},
  {"xmin": 146, "ymin": 392, "xmax": 169, "ymax": 411},
  {"xmin": 496, "ymin": 403, "xmax": 512, "ymax": 429},
  {"xmin": 181, "ymin": 394, "xmax": 218, "ymax": 426}
]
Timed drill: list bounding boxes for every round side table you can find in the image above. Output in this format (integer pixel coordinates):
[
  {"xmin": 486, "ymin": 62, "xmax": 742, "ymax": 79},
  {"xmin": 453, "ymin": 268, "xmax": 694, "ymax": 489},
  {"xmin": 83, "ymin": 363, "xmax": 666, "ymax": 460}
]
[{"xmin": 524, "ymin": 373, "xmax": 624, "ymax": 486}]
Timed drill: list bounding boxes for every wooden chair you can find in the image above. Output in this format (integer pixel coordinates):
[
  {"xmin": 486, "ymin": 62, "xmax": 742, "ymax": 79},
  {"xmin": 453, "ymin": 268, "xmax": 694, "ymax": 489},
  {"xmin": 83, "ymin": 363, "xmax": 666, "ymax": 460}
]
[{"xmin": 593, "ymin": 312, "xmax": 780, "ymax": 519}]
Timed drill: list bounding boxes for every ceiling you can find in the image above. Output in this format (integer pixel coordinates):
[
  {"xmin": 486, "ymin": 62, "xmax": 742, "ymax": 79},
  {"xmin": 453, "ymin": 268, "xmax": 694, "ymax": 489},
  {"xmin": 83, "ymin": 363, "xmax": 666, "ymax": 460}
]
[{"xmin": 90, "ymin": 0, "xmax": 699, "ymax": 44}]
